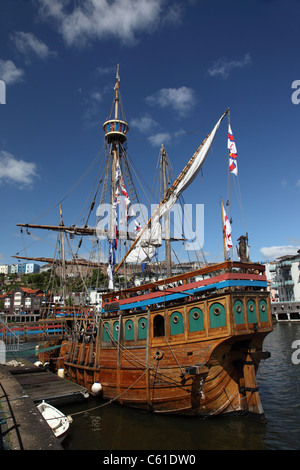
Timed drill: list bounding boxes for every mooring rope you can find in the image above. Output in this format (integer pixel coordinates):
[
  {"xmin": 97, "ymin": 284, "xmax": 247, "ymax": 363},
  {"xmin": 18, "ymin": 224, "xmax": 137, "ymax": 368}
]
[{"xmin": 68, "ymin": 358, "xmax": 158, "ymax": 417}]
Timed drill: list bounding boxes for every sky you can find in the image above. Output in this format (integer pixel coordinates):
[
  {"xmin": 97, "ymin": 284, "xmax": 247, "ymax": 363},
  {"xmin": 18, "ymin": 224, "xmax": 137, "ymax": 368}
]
[{"xmin": 0, "ymin": 0, "xmax": 300, "ymax": 269}]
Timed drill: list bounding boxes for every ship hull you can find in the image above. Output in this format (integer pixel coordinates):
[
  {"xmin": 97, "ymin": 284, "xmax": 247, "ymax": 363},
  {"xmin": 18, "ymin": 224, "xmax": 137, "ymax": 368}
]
[{"xmin": 40, "ymin": 282, "xmax": 272, "ymax": 418}]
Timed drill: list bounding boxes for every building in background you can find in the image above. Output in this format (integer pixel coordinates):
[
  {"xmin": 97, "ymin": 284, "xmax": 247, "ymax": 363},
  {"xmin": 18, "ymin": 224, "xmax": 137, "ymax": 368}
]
[
  {"xmin": 0, "ymin": 263, "xmax": 40, "ymax": 276},
  {"xmin": 269, "ymin": 253, "xmax": 300, "ymax": 321},
  {"xmin": 3, "ymin": 287, "xmax": 44, "ymax": 322},
  {"xmin": 25, "ymin": 263, "xmax": 40, "ymax": 274}
]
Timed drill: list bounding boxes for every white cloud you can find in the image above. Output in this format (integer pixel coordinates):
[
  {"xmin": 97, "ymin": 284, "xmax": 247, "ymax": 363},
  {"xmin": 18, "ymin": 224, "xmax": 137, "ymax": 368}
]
[
  {"xmin": 90, "ymin": 91, "xmax": 102, "ymax": 102},
  {"xmin": 0, "ymin": 151, "xmax": 38, "ymax": 188},
  {"xmin": 260, "ymin": 245, "xmax": 300, "ymax": 260},
  {"xmin": 96, "ymin": 65, "xmax": 116, "ymax": 76},
  {"xmin": 131, "ymin": 114, "xmax": 188, "ymax": 146},
  {"xmin": 146, "ymin": 86, "xmax": 195, "ymax": 117},
  {"xmin": 11, "ymin": 31, "xmax": 56, "ymax": 61},
  {"xmin": 208, "ymin": 53, "xmax": 252, "ymax": 79},
  {"xmin": 36, "ymin": 0, "xmax": 168, "ymax": 47},
  {"xmin": 130, "ymin": 114, "xmax": 159, "ymax": 134},
  {"xmin": 82, "ymin": 89, "xmax": 103, "ymax": 127},
  {"xmin": 0, "ymin": 59, "xmax": 24, "ymax": 85},
  {"xmin": 148, "ymin": 132, "xmax": 172, "ymax": 147}
]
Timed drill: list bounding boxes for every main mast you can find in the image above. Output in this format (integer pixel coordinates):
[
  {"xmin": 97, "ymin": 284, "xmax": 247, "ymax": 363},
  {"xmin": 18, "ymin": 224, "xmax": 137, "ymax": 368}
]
[
  {"xmin": 103, "ymin": 65, "xmax": 129, "ymax": 288},
  {"xmin": 103, "ymin": 65, "xmax": 129, "ymax": 146}
]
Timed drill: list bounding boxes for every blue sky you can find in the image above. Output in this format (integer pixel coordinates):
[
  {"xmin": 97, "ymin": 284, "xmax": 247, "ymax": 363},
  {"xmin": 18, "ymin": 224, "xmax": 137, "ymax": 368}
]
[{"xmin": 0, "ymin": 0, "xmax": 300, "ymax": 269}]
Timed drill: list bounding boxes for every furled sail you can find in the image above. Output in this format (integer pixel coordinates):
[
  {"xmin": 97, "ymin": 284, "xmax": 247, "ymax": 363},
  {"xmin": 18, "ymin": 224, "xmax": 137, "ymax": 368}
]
[{"xmin": 116, "ymin": 109, "xmax": 229, "ymax": 270}]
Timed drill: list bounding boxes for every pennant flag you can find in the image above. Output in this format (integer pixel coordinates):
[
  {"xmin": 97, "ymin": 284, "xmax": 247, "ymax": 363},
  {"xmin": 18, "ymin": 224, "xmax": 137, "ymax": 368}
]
[
  {"xmin": 108, "ymin": 240, "xmax": 115, "ymax": 290},
  {"xmin": 135, "ymin": 220, "xmax": 141, "ymax": 233},
  {"xmin": 222, "ymin": 203, "xmax": 233, "ymax": 251},
  {"xmin": 228, "ymin": 124, "xmax": 238, "ymax": 176}
]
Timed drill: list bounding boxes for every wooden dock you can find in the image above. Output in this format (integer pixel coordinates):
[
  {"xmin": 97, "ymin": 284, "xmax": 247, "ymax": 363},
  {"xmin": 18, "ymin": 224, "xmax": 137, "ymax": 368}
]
[{"xmin": 5, "ymin": 360, "xmax": 89, "ymax": 405}]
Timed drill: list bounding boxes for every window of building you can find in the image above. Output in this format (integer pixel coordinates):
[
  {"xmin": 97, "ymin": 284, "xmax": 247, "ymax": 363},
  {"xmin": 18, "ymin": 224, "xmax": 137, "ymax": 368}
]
[{"xmin": 14, "ymin": 292, "xmax": 22, "ymax": 306}]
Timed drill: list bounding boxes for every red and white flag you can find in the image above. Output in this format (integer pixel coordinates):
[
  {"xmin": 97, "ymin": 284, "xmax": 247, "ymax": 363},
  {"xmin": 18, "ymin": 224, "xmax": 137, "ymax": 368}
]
[
  {"xmin": 222, "ymin": 203, "xmax": 233, "ymax": 251},
  {"xmin": 228, "ymin": 124, "xmax": 238, "ymax": 176}
]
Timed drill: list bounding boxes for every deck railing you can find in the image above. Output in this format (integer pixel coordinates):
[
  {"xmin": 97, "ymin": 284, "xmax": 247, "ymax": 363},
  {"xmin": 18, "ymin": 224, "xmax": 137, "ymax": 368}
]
[
  {"xmin": 0, "ymin": 315, "xmax": 20, "ymax": 351},
  {"xmin": 0, "ymin": 318, "xmax": 66, "ymax": 344}
]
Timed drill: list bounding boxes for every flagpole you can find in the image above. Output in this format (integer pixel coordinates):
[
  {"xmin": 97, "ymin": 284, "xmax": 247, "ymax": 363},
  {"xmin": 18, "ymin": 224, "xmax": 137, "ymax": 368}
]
[{"xmin": 220, "ymin": 197, "xmax": 227, "ymax": 262}]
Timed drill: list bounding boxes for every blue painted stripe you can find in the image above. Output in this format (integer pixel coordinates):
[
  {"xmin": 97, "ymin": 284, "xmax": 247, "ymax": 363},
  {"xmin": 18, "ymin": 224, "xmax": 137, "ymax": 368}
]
[{"xmin": 102, "ymin": 280, "xmax": 267, "ymax": 313}]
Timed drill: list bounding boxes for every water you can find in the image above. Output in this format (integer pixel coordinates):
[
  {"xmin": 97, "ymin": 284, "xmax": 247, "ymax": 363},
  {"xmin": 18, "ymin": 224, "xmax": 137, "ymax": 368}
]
[{"xmin": 57, "ymin": 323, "xmax": 300, "ymax": 450}]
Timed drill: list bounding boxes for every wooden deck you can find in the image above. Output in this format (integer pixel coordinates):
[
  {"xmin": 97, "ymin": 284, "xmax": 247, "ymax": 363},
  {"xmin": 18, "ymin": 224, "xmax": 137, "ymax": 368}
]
[{"xmin": 6, "ymin": 360, "xmax": 89, "ymax": 405}]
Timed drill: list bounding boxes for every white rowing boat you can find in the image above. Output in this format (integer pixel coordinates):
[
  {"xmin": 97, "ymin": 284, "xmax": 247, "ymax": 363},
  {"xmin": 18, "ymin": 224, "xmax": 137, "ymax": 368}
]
[{"xmin": 37, "ymin": 400, "xmax": 71, "ymax": 443}]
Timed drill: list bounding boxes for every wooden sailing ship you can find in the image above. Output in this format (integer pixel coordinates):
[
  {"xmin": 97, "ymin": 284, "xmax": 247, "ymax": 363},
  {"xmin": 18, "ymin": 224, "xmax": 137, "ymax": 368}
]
[{"xmin": 18, "ymin": 66, "xmax": 273, "ymax": 418}]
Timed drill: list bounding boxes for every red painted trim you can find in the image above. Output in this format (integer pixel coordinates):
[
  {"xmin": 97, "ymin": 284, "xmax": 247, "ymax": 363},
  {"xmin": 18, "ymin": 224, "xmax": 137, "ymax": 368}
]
[{"xmin": 113, "ymin": 273, "xmax": 267, "ymax": 306}]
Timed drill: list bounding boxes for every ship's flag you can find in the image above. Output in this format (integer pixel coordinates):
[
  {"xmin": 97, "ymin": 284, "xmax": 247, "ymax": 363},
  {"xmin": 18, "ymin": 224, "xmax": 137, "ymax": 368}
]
[
  {"xmin": 108, "ymin": 240, "xmax": 115, "ymax": 290},
  {"xmin": 222, "ymin": 203, "xmax": 233, "ymax": 251},
  {"xmin": 135, "ymin": 220, "xmax": 141, "ymax": 233},
  {"xmin": 228, "ymin": 124, "xmax": 238, "ymax": 176}
]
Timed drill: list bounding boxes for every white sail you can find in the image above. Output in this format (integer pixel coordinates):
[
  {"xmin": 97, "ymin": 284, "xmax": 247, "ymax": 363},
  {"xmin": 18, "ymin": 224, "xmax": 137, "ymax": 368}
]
[
  {"xmin": 126, "ymin": 212, "xmax": 161, "ymax": 263},
  {"xmin": 119, "ymin": 111, "xmax": 227, "ymax": 266}
]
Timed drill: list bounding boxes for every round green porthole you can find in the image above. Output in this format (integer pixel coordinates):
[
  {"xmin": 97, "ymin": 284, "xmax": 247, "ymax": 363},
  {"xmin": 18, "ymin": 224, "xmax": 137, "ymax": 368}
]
[
  {"xmin": 247, "ymin": 300, "xmax": 257, "ymax": 323},
  {"xmin": 209, "ymin": 302, "xmax": 226, "ymax": 328},
  {"xmin": 113, "ymin": 321, "xmax": 119, "ymax": 341},
  {"xmin": 259, "ymin": 299, "xmax": 268, "ymax": 322},
  {"xmin": 138, "ymin": 317, "xmax": 148, "ymax": 340},
  {"xmin": 213, "ymin": 307, "xmax": 221, "ymax": 316},
  {"xmin": 125, "ymin": 319, "xmax": 134, "ymax": 341},
  {"xmin": 170, "ymin": 311, "xmax": 184, "ymax": 335},
  {"xmin": 189, "ymin": 307, "xmax": 204, "ymax": 332},
  {"xmin": 234, "ymin": 300, "xmax": 245, "ymax": 325}
]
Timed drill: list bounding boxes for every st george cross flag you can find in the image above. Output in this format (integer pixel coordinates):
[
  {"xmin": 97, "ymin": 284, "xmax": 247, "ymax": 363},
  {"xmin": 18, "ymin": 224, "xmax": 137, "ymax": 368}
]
[
  {"xmin": 222, "ymin": 203, "xmax": 233, "ymax": 251},
  {"xmin": 228, "ymin": 124, "xmax": 238, "ymax": 176}
]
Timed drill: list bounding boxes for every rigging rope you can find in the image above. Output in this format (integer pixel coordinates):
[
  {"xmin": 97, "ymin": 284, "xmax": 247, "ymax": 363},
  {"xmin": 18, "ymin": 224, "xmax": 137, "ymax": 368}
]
[{"xmin": 29, "ymin": 146, "xmax": 105, "ymax": 224}]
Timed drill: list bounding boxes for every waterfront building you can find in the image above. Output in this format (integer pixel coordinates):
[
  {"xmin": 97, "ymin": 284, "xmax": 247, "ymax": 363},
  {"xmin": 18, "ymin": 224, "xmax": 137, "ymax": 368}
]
[
  {"xmin": 25, "ymin": 263, "xmax": 40, "ymax": 274},
  {"xmin": 271, "ymin": 253, "xmax": 300, "ymax": 302},
  {"xmin": 9, "ymin": 264, "xmax": 19, "ymax": 274},
  {"xmin": 264, "ymin": 262, "xmax": 277, "ymax": 302},
  {"xmin": 18, "ymin": 264, "xmax": 26, "ymax": 275},
  {"xmin": 2, "ymin": 287, "xmax": 44, "ymax": 322},
  {"xmin": 0, "ymin": 263, "xmax": 40, "ymax": 275},
  {"xmin": 88, "ymin": 289, "xmax": 107, "ymax": 312},
  {"xmin": 269, "ymin": 253, "xmax": 300, "ymax": 321},
  {"xmin": 0, "ymin": 265, "xmax": 9, "ymax": 275}
]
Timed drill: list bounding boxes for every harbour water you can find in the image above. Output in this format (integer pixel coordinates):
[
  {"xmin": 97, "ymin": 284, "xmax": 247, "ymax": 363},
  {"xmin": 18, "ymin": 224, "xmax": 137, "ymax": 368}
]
[{"xmin": 56, "ymin": 322, "xmax": 300, "ymax": 451}]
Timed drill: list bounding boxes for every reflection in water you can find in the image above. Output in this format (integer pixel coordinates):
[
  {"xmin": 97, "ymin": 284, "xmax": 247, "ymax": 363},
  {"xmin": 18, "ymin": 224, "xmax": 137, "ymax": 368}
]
[
  {"xmin": 61, "ymin": 323, "xmax": 300, "ymax": 450},
  {"xmin": 257, "ymin": 322, "xmax": 300, "ymax": 450}
]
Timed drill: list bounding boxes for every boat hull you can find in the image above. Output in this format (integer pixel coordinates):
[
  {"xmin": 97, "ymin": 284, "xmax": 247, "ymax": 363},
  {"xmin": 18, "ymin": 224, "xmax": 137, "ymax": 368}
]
[
  {"xmin": 37, "ymin": 401, "xmax": 70, "ymax": 443},
  {"xmin": 41, "ymin": 287, "xmax": 273, "ymax": 418}
]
